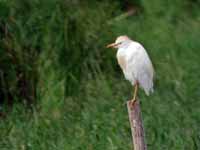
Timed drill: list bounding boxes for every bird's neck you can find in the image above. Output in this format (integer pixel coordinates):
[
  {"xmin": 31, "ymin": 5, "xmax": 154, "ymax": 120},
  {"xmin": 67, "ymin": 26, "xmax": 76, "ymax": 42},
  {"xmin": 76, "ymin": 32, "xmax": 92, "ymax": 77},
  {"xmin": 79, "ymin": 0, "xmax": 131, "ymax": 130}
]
[{"xmin": 118, "ymin": 41, "xmax": 131, "ymax": 50}]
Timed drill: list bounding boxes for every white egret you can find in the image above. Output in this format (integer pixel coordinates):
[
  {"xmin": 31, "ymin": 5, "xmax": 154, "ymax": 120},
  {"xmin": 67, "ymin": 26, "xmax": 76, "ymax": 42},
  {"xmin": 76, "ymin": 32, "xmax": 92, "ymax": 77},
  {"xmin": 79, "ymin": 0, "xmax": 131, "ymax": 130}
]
[{"xmin": 107, "ymin": 35, "xmax": 154, "ymax": 104}]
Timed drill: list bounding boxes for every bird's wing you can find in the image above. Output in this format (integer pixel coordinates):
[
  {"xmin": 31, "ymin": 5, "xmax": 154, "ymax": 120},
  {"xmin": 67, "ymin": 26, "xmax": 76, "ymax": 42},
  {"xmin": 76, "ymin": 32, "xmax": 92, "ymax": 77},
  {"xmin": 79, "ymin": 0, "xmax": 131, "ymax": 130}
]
[{"xmin": 127, "ymin": 42, "xmax": 154, "ymax": 95}]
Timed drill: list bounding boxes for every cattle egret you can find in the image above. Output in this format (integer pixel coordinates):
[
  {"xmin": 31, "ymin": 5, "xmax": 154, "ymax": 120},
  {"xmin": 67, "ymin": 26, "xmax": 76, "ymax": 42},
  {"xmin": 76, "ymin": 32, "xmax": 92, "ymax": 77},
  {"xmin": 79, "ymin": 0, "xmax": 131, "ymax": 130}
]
[{"xmin": 107, "ymin": 35, "xmax": 154, "ymax": 104}]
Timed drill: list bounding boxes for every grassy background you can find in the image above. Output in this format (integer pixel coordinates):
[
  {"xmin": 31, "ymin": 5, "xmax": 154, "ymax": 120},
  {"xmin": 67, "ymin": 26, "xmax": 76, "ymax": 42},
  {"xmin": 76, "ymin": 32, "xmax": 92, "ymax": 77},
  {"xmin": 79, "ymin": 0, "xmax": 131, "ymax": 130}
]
[{"xmin": 0, "ymin": 0, "xmax": 200, "ymax": 149}]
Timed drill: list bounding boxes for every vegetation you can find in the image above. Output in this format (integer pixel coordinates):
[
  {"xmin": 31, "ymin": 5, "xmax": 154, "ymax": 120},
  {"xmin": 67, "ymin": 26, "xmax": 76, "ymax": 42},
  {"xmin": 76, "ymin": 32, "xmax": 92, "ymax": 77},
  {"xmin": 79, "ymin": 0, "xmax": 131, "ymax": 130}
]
[{"xmin": 0, "ymin": 0, "xmax": 200, "ymax": 149}]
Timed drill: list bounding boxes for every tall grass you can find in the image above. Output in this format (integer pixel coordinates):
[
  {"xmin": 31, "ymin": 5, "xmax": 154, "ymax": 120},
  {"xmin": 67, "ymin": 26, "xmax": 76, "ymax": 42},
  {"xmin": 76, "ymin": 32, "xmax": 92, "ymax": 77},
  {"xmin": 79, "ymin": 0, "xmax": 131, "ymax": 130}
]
[{"xmin": 0, "ymin": 0, "xmax": 119, "ymax": 106}]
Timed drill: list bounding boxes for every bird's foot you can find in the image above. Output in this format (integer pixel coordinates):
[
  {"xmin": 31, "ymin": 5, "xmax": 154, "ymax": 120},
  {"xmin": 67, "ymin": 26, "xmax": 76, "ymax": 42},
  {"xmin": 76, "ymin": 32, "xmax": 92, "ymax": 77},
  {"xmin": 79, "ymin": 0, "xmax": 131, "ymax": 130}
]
[
  {"xmin": 123, "ymin": 99, "xmax": 137, "ymax": 106},
  {"xmin": 131, "ymin": 98, "xmax": 137, "ymax": 106}
]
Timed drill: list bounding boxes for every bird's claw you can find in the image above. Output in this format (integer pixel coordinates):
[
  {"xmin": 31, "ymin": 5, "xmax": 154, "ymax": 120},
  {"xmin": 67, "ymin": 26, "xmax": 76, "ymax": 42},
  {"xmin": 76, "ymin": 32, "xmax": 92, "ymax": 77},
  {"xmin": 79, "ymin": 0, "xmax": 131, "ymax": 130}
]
[
  {"xmin": 122, "ymin": 99, "xmax": 137, "ymax": 107},
  {"xmin": 131, "ymin": 99, "xmax": 137, "ymax": 106}
]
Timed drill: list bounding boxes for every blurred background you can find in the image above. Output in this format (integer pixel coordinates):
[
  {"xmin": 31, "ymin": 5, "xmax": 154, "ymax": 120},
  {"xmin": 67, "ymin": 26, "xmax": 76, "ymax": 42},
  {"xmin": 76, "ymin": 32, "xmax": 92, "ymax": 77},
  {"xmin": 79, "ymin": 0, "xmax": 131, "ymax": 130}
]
[{"xmin": 0, "ymin": 0, "xmax": 200, "ymax": 149}]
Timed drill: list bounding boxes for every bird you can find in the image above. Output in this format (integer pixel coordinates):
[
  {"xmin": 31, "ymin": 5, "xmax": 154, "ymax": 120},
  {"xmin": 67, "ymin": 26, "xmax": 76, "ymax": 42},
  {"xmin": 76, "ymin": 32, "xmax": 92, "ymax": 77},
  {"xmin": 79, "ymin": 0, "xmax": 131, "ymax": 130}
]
[{"xmin": 106, "ymin": 35, "xmax": 154, "ymax": 104}]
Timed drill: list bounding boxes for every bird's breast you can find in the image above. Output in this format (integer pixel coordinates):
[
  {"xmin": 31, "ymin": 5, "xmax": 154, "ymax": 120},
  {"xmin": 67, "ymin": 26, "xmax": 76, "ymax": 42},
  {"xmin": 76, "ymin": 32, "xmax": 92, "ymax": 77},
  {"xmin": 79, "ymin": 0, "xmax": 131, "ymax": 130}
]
[{"xmin": 116, "ymin": 51, "xmax": 127, "ymax": 71}]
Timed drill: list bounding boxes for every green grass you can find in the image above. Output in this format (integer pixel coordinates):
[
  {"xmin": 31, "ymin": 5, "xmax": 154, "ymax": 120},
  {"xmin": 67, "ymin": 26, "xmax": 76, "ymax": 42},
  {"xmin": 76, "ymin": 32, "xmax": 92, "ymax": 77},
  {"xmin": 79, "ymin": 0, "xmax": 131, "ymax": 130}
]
[{"xmin": 0, "ymin": 0, "xmax": 200, "ymax": 150}]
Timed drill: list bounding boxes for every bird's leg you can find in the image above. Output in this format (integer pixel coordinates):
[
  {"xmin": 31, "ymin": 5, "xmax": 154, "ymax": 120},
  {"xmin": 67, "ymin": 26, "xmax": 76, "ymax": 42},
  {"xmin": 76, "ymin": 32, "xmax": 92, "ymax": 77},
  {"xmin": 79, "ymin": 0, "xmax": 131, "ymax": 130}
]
[{"xmin": 131, "ymin": 82, "xmax": 138, "ymax": 105}]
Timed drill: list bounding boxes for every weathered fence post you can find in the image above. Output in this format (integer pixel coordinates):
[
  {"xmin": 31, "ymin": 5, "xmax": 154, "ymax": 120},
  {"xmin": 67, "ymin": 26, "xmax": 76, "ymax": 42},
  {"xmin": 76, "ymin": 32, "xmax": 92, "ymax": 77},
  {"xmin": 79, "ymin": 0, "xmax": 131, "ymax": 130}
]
[{"xmin": 127, "ymin": 100, "xmax": 147, "ymax": 150}]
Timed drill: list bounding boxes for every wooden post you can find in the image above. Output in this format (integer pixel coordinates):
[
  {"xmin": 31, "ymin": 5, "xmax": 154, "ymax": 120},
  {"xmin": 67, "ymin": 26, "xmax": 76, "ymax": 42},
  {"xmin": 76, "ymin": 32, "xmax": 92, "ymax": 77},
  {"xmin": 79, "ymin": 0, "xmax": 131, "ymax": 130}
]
[{"xmin": 127, "ymin": 100, "xmax": 147, "ymax": 150}]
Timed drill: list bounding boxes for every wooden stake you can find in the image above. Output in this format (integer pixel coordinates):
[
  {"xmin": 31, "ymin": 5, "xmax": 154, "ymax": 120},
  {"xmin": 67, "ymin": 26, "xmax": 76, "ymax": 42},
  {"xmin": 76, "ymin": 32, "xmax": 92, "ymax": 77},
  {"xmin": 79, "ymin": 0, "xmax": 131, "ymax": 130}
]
[{"xmin": 127, "ymin": 100, "xmax": 147, "ymax": 150}]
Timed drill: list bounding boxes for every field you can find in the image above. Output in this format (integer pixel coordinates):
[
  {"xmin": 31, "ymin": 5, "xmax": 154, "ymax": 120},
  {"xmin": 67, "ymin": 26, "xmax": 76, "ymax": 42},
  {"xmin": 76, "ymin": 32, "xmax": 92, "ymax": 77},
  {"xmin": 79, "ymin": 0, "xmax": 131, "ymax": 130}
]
[{"xmin": 0, "ymin": 0, "xmax": 200, "ymax": 150}]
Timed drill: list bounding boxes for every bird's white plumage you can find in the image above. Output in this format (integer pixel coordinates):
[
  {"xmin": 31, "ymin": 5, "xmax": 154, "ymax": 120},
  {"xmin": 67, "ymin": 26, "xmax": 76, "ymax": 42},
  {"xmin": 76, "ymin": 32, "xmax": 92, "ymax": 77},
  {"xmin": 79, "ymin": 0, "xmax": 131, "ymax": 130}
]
[{"xmin": 115, "ymin": 36, "xmax": 154, "ymax": 95}]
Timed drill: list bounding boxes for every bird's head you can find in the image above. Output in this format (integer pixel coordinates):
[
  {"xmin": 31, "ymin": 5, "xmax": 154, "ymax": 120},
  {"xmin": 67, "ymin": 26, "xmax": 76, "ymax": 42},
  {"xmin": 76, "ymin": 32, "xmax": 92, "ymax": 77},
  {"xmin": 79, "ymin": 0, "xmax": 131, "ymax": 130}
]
[{"xmin": 106, "ymin": 35, "xmax": 131, "ymax": 49}]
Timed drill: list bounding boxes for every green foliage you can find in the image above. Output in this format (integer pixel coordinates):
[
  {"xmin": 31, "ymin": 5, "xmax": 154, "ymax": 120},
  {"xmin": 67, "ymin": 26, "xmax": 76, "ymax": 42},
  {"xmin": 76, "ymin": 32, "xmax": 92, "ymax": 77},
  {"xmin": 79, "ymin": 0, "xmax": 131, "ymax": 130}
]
[
  {"xmin": 0, "ymin": 0, "xmax": 200, "ymax": 149},
  {"xmin": 0, "ymin": 0, "xmax": 118, "ymax": 104}
]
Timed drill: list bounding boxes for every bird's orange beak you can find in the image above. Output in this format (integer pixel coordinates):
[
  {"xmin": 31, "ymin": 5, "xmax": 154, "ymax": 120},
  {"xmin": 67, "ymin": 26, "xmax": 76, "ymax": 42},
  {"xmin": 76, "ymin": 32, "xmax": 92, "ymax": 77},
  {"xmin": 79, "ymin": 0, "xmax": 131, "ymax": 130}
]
[{"xmin": 106, "ymin": 43, "xmax": 118, "ymax": 48}]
